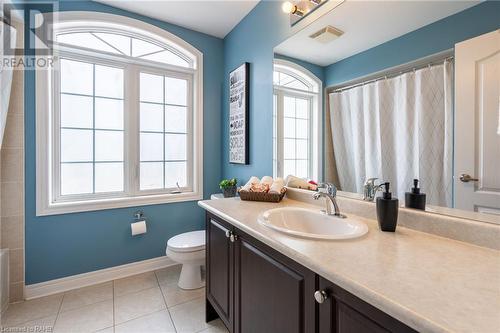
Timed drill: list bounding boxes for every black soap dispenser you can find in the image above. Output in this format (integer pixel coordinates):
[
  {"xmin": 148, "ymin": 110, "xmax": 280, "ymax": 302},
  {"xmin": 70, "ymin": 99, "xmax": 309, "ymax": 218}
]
[
  {"xmin": 405, "ymin": 179, "xmax": 426, "ymax": 210},
  {"xmin": 376, "ymin": 182, "xmax": 399, "ymax": 232}
]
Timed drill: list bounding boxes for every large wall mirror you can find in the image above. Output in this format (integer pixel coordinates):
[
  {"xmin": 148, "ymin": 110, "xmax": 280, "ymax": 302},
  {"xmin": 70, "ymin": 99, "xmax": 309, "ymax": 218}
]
[{"xmin": 273, "ymin": 1, "xmax": 499, "ymax": 224}]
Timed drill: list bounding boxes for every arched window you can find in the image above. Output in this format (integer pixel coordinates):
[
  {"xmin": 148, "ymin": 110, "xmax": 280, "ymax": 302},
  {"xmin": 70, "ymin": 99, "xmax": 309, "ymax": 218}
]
[
  {"xmin": 36, "ymin": 12, "xmax": 203, "ymax": 215},
  {"xmin": 273, "ymin": 59, "xmax": 322, "ymax": 181}
]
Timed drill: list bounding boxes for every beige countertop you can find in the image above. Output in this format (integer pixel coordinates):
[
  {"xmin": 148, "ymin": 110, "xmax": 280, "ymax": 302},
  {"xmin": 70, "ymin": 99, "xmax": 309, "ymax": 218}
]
[{"xmin": 198, "ymin": 197, "xmax": 500, "ymax": 333}]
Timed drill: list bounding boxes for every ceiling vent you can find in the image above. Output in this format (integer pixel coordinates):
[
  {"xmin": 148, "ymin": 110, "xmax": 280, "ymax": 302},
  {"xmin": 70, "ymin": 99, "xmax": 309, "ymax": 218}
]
[{"xmin": 309, "ymin": 26, "xmax": 344, "ymax": 44}]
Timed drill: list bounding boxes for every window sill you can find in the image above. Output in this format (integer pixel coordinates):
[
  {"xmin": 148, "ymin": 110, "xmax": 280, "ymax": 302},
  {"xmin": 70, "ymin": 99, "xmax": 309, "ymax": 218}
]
[{"xmin": 36, "ymin": 191, "xmax": 203, "ymax": 216}]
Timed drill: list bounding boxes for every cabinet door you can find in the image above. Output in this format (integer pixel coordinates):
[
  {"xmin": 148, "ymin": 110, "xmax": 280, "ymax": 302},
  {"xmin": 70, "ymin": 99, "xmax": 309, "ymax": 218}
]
[
  {"xmin": 206, "ymin": 214, "xmax": 233, "ymax": 330},
  {"xmin": 317, "ymin": 277, "xmax": 417, "ymax": 333},
  {"xmin": 234, "ymin": 230, "xmax": 316, "ymax": 333}
]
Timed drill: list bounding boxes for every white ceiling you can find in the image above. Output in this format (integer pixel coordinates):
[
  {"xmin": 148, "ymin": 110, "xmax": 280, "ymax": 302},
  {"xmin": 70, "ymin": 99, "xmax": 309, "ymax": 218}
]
[
  {"xmin": 94, "ymin": 0, "xmax": 260, "ymax": 38},
  {"xmin": 274, "ymin": 0, "xmax": 480, "ymax": 66}
]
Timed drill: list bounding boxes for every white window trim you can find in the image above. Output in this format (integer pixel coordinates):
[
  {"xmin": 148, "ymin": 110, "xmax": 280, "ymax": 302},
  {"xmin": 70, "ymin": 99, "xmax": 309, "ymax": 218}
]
[
  {"xmin": 273, "ymin": 59, "xmax": 322, "ymax": 181},
  {"xmin": 36, "ymin": 12, "xmax": 204, "ymax": 216}
]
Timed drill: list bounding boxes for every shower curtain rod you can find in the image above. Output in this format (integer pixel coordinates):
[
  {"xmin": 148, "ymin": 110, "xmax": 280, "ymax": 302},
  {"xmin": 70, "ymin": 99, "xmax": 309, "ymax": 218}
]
[{"xmin": 330, "ymin": 50, "xmax": 454, "ymax": 93}]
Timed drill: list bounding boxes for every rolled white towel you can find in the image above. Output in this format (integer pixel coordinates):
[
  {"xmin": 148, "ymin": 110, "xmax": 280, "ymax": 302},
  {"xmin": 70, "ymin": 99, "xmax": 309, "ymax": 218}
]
[
  {"xmin": 269, "ymin": 178, "xmax": 284, "ymax": 194},
  {"xmin": 260, "ymin": 176, "xmax": 273, "ymax": 186},
  {"xmin": 286, "ymin": 175, "xmax": 317, "ymax": 191},
  {"xmin": 241, "ymin": 176, "xmax": 260, "ymax": 191}
]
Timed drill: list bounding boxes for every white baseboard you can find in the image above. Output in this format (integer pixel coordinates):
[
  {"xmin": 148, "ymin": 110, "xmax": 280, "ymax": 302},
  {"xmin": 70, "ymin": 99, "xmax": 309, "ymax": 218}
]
[{"xmin": 24, "ymin": 256, "xmax": 176, "ymax": 300}]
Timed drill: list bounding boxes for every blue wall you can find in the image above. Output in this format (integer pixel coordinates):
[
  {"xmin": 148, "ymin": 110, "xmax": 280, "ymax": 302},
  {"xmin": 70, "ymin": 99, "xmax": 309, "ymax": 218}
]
[
  {"xmin": 24, "ymin": 1, "xmax": 223, "ymax": 284},
  {"xmin": 222, "ymin": 0, "xmax": 500, "ymax": 184},
  {"xmin": 325, "ymin": 1, "xmax": 500, "ymax": 87},
  {"xmin": 222, "ymin": 1, "xmax": 295, "ymax": 182}
]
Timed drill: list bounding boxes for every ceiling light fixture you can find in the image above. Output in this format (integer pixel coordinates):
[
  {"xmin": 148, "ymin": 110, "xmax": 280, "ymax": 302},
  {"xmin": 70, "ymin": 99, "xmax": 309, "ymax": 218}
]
[{"xmin": 282, "ymin": 1, "xmax": 304, "ymax": 17}]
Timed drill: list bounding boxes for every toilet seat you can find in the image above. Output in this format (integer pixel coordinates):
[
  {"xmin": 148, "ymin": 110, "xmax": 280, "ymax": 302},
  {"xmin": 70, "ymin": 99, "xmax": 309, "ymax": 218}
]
[{"xmin": 167, "ymin": 230, "xmax": 205, "ymax": 253}]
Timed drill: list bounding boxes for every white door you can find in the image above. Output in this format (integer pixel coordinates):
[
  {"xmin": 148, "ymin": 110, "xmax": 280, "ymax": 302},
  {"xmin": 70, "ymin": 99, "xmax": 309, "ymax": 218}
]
[{"xmin": 454, "ymin": 30, "xmax": 500, "ymax": 214}]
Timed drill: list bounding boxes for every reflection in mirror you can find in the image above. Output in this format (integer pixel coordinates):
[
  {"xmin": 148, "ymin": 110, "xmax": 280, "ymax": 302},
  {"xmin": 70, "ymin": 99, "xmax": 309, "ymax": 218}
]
[
  {"xmin": 273, "ymin": 58, "xmax": 322, "ymax": 181},
  {"xmin": 273, "ymin": 1, "xmax": 499, "ymax": 224}
]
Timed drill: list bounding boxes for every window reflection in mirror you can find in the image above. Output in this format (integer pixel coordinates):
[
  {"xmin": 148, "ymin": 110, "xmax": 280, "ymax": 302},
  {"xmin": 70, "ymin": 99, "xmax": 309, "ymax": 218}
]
[{"xmin": 273, "ymin": 58, "xmax": 322, "ymax": 182}]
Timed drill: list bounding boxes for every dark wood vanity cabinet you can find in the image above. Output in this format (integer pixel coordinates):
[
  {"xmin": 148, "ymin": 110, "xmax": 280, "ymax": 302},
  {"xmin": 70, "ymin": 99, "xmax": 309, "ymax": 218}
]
[
  {"xmin": 206, "ymin": 213, "xmax": 315, "ymax": 333},
  {"xmin": 206, "ymin": 216, "xmax": 234, "ymax": 329},
  {"xmin": 234, "ymin": 227, "xmax": 316, "ymax": 333},
  {"xmin": 205, "ymin": 212, "xmax": 416, "ymax": 333},
  {"xmin": 317, "ymin": 277, "xmax": 417, "ymax": 333}
]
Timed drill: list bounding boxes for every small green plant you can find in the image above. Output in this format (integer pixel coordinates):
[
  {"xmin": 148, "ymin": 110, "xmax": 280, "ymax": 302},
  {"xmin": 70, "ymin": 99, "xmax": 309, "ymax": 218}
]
[{"xmin": 219, "ymin": 178, "xmax": 237, "ymax": 189}]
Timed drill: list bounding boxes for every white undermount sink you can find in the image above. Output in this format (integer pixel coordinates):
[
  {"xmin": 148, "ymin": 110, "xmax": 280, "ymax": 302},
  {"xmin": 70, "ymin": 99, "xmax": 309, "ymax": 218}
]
[{"xmin": 258, "ymin": 207, "xmax": 368, "ymax": 240}]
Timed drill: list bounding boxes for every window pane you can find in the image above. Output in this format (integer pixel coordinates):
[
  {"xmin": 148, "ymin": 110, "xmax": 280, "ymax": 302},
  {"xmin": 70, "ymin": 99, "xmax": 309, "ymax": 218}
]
[
  {"xmin": 283, "ymin": 96, "xmax": 295, "ymax": 117},
  {"xmin": 165, "ymin": 106, "xmax": 187, "ymax": 133},
  {"xmin": 94, "ymin": 33, "xmax": 131, "ymax": 56},
  {"xmin": 61, "ymin": 163, "xmax": 93, "ymax": 195},
  {"xmin": 296, "ymin": 119, "xmax": 308, "ymax": 139},
  {"xmin": 284, "ymin": 118, "xmax": 295, "ymax": 138},
  {"xmin": 57, "ymin": 33, "xmax": 121, "ymax": 55},
  {"xmin": 140, "ymin": 103, "xmax": 163, "ymax": 132},
  {"xmin": 296, "ymin": 99, "xmax": 309, "ymax": 118},
  {"xmin": 61, "ymin": 129, "xmax": 93, "ymax": 162},
  {"xmin": 296, "ymin": 160, "xmax": 308, "ymax": 178},
  {"xmin": 61, "ymin": 94, "xmax": 93, "ymax": 128},
  {"xmin": 296, "ymin": 139, "xmax": 308, "ymax": 159},
  {"xmin": 278, "ymin": 72, "xmax": 309, "ymax": 90},
  {"xmin": 141, "ymin": 50, "xmax": 189, "ymax": 68},
  {"xmin": 284, "ymin": 138, "xmax": 295, "ymax": 159},
  {"xmin": 140, "ymin": 73, "xmax": 163, "ymax": 103},
  {"xmin": 95, "ymin": 163, "xmax": 124, "ymax": 193},
  {"xmin": 140, "ymin": 132, "xmax": 163, "ymax": 161},
  {"xmin": 165, "ymin": 77, "xmax": 187, "ymax": 106},
  {"xmin": 95, "ymin": 130, "xmax": 123, "ymax": 162},
  {"xmin": 165, "ymin": 162, "xmax": 186, "ymax": 188},
  {"xmin": 95, "ymin": 98, "xmax": 124, "ymax": 130},
  {"xmin": 132, "ymin": 38, "xmax": 163, "ymax": 57},
  {"xmin": 283, "ymin": 160, "xmax": 295, "ymax": 178},
  {"xmin": 60, "ymin": 59, "xmax": 93, "ymax": 95},
  {"xmin": 95, "ymin": 65, "xmax": 123, "ymax": 99},
  {"xmin": 165, "ymin": 134, "xmax": 186, "ymax": 160},
  {"xmin": 140, "ymin": 162, "xmax": 163, "ymax": 190}
]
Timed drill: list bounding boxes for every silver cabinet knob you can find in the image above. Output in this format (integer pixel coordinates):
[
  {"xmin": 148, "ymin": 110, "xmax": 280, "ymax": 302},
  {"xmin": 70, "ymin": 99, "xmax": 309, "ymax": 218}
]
[
  {"xmin": 314, "ymin": 290, "xmax": 328, "ymax": 304},
  {"xmin": 459, "ymin": 174, "xmax": 479, "ymax": 183},
  {"xmin": 225, "ymin": 230, "xmax": 231, "ymax": 238},
  {"xmin": 229, "ymin": 233, "xmax": 238, "ymax": 243}
]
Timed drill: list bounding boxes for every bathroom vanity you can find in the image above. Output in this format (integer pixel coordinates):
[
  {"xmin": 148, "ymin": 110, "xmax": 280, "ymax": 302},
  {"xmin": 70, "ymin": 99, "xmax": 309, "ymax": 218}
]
[
  {"xmin": 204, "ymin": 211, "xmax": 415, "ymax": 333},
  {"xmin": 198, "ymin": 196, "xmax": 500, "ymax": 333}
]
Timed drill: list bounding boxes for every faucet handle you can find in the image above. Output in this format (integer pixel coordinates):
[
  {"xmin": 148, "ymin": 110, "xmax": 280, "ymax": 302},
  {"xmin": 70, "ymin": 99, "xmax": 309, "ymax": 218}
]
[
  {"xmin": 318, "ymin": 182, "xmax": 337, "ymax": 196},
  {"xmin": 364, "ymin": 177, "xmax": 378, "ymax": 186}
]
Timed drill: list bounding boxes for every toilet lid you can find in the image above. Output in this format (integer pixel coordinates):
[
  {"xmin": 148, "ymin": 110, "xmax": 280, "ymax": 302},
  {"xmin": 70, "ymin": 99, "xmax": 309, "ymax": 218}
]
[{"xmin": 167, "ymin": 230, "xmax": 205, "ymax": 252}]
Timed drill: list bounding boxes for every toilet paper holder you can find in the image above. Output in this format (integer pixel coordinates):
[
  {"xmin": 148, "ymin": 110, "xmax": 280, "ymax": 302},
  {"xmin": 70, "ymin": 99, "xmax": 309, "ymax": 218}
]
[
  {"xmin": 134, "ymin": 211, "xmax": 144, "ymax": 221},
  {"xmin": 131, "ymin": 211, "xmax": 147, "ymax": 236}
]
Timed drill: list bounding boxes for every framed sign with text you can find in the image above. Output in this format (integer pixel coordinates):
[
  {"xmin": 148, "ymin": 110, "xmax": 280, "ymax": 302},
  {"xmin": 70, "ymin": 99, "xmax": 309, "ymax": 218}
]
[{"xmin": 229, "ymin": 62, "xmax": 249, "ymax": 164}]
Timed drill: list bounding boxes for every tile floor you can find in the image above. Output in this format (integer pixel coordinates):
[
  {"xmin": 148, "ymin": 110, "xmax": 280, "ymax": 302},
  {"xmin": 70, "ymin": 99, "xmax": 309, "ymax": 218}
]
[{"xmin": 0, "ymin": 265, "xmax": 228, "ymax": 333}]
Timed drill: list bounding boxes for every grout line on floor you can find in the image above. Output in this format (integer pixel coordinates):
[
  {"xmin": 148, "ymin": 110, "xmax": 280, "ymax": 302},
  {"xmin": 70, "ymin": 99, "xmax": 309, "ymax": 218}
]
[
  {"xmin": 113, "ymin": 308, "xmax": 172, "ymax": 331},
  {"xmin": 52, "ymin": 292, "xmax": 65, "ymax": 330},
  {"xmin": 155, "ymin": 270, "xmax": 178, "ymax": 333}
]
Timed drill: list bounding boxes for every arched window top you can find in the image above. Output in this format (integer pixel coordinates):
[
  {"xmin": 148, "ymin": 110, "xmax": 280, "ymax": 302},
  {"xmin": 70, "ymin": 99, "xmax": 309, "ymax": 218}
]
[
  {"xmin": 47, "ymin": 12, "xmax": 201, "ymax": 69},
  {"xmin": 273, "ymin": 59, "xmax": 320, "ymax": 93}
]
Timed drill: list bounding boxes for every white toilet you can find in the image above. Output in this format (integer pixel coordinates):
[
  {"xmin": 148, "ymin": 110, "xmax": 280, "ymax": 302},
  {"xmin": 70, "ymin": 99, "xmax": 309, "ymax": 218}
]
[{"xmin": 166, "ymin": 230, "xmax": 205, "ymax": 290}]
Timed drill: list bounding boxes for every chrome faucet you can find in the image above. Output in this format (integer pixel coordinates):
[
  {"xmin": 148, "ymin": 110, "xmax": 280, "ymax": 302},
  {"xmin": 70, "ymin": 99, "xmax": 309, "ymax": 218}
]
[
  {"xmin": 363, "ymin": 177, "xmax": 383, "ymax": 201},
  {"xmin": 313, "ymin": 183, "xmax": 346, "ymax": 218}
]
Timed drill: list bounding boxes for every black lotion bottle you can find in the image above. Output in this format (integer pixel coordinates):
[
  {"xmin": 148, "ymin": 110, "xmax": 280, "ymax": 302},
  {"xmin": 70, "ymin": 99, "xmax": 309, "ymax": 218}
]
[
  {"xmin": 376, "ymin": 182, "xmax": 399, "ymax": 232},
  {"xmin": 405, "ymin": 179, "xmax": 426, "ymax": 210}
]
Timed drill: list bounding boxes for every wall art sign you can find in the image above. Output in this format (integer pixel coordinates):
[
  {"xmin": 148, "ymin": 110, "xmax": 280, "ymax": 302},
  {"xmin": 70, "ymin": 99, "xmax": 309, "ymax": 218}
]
[{"xmin": 229, "ymin": 62, "xmax": 249, "ymax": 164}]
